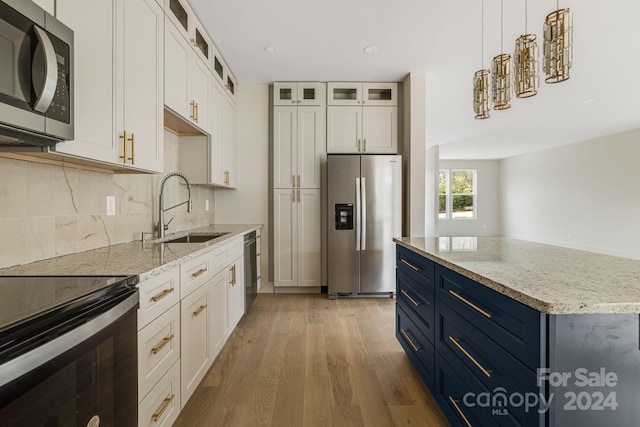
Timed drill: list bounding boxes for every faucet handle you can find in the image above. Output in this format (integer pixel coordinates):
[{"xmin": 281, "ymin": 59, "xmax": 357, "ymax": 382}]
[{"xmin": 164, "ymin": 216, "xmax": 174, "ymax": 231}]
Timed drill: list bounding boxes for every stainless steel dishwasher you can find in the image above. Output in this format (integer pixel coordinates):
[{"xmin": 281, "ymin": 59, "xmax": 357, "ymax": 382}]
[{"xmin": 244, "ymin": 231, "xmax": 257, "ymax": 310}]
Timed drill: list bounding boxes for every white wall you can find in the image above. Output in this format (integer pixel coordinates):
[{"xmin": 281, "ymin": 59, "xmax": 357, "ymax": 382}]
[
  {"xmin": 439, "ymin": 159, "xmax": 500, "ymax": 236},
  {"xmin": 500, "ymin": 128, "xmax": 640, "ymax": 259},
  {"xmin": 215, "ymin": 84, "xmax": 270, "ymax": 285}
]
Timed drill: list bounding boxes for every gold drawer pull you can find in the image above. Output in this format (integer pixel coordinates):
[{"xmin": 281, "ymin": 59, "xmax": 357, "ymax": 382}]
[
  {"xmin": 150, "ymin": 288, "xmax": 174, "ymax": 302},
  {"xmin": 400, "ymin": 289, "xmax": 421, "ymax": 307},
  {"xmin": 152, "ymin": 394, "xmax": 175, "ymax": 422},
  {"xmin": 193, "ymin": 304, "xmax": 208, "ymax": 316},
  {"xmin": 448, "ymin": 290, "xmax": 492, "ymax": 319},
  {"xmin": 191, "ymin": 268, "xmax": 207, "ymax": 278},
  {"xmin": 400, "ymin": 328, "xmax": 419, "ymax": 352},
  {"xmin": 151, "ymin": 334, "xmax": 174, "ymax": 355},
  {"xmin": 448, "ymin": 396, "xmax": 473, "ymax": 427},
  {"xmin": 400, "ymin": 258, "xmax": 420, "ymax": 271},
  {"xmin": 449, "ymin": 336, "xmax": 492, "ymax": 378}
]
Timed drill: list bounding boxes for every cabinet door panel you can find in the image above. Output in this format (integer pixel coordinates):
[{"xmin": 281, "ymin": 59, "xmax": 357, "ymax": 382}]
[
  {"xmin": 208, "ymin": 269, "xmax": 228, "ymax": 360},
  {"xmin": 222, "ymin": 97, "xmax": 236, "ymax": 187},
  {"xmin": 297, "ymin": 82, "xmax": 325, "ymax": 106},
  {"xmin": 209, "ymin": 81, "xmax": 225, "ymax": 185},
  {"xmin": 273, "ymin": 82, "xmax": 298, "ymax": 106},
  {"xmin": 228, "ymin": 257, "xmax": 244, "ymax": 329},
  {"xmin": 362, "ymin": 107, "xmax": 397, "ymax": 154},
  {"xmin": 327, "ymin": 82, "xmax": 362, "ymax": 105},
  {"xmin": 119, "ymin": 0, "xmax": 164, "ymax": 172},
  {"xmin": 297, "ymin": 189, "xmax": 321, "ymax": 287},
  {"xmin": 164, "ymin": 20, "xmax": 190, "ymax": 120},
  {"xmin": 180, "ymin": 283, "xmax": 210, "ymax": 407},
  {"xmin": 191, "ymin": 57, "xmax": 211, "ymax": 133},
  {"xmin": 273, "ymin": 107, "xmax": 297, "ymax": 189},
  {"xmin": 297, "ymin": 106, "xmax": 325, "ymax": 189},
  {"xmin": 327, "ymin": 106, "xmax": 361, "ymax": 153},
  {"xmin": 274, "ymin": 190, "xmax": 297, "ymax": 287},
  {"xmin": 53, "ymin": 0, "xmax": 117, "ymax": 163}
]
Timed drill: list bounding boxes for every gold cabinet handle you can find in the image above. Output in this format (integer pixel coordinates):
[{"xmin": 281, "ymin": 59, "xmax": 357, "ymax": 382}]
[
  {"xmin": 292, "ymin": 189, "xmax": 296, "ymax": 203},
  {"xmin": 150, "ymin": 288, "xmax": 174, "ymax": 302},
  {"xmin": 129, "ymin": 133, "xmax": 135, "ymax": 164},
  {"xmin": 229, "ymin": 264, "xmax": 236, "ymax": 285},
  {"xmin": 449, "ymin": 335, "xmax": 492, "ymax": 378},
  {"xmin": 152, "ymin": 394, "xmax": 175, "ymax": 423},
  {"xmin": 292, "ymin": 100, "xmax": 296, "ymax": 104},
  {"xmin": 193, "ymin": 304, "xmax": 208, "ymax": 316},
  {"xmin": 357, "ymin": 139, "xmax": 361, "ymax": 151},
  {"xmin": 191, "ymin": 268, "xmax": 207, "ymax": 278},
  {"xmin": 119, "ymin": 130, "xmax": 127, "ymax": 163},
  {"xmin": 190, "ymin": 100, "xmax": 196, "ymax": 121},
  {"xmin": 363, "ymin": 139, "xmax": 366, "ymax": 152},
  {"xmin": 400, "ymin": 289, "xmax": 421, "ymax": 307},
  {"xmin": 400, "ymin": 328, "xmax": 419, "ymax": 352},
  {"xmin": 448, "ymin": 290, "xmax": 493, "ymax": 319},
  {"xmin": 151, "ymin": 334, "xmax": 174, "ymax": 355},
  {"xmin": 448, "ymin": 396, "xmax": 473, "ymax": 427},
  {"xmin": 400, "ymin": 258, "xmax": 420, "ymax": 271},
  {"xmin": 297, "ymin": 189, "xmax": 300, "ymax": 203},
  {"xmin": 297, "ymin": 175, "xmax": 300, "ymax": 187},
  {"xmin": 292, "ymin": 174, "xmax": 296, "ymax": 187},
  {"xmin": 224, "ymin": 170, "xmax": 230, "ymax": 185},
  {"xmin": 195, "ymin": 101, "xmax": 199, "ymax": 123}
]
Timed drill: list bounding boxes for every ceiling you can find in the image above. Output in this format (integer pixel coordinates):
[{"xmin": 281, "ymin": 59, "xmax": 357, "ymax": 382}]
[{"xmin": 190, "ymin": 0, "xmax": 640, "ymax": 159}]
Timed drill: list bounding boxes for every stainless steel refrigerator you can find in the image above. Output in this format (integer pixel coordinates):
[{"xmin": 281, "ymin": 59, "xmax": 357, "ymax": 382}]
[{"xmin": 327, "ymin": 154, "xmax": 402, "ymax": 298}]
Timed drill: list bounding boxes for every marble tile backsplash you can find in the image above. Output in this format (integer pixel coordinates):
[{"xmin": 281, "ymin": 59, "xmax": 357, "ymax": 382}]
[{"xmin": 0, "ymin": 131, "xmax": 216, "ymax": 269}]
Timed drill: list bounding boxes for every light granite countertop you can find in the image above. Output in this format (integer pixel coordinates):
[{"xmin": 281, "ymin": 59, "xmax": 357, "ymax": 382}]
[
  {"xmin": 394, "ymin": 236, "xmax": 640, "ymax": 314},
  {"xmin": 0, "ymin": 224, "xmax": 261, "ymax": 281}
]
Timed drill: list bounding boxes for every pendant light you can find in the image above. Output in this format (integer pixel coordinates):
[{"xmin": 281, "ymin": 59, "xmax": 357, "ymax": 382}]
[
  {"xmin": 514, "ymin": 0, "xmax": 539, "ymax": 98},
  {"xmin": 473, "ymin": 0, "xmax": 491, "ymax": 119},
  {"xmin": 492, "ymin": 0, "xmax": 511, "ymax": 110},
  {"xmin": 543, "ymin": 1, "xmax": 573, "ymax": 83}
]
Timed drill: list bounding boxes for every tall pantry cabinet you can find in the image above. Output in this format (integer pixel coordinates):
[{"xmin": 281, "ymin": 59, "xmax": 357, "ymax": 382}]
[{"xmin": 272, "ymin": 83, "xmax": 325, "ymax": 291}]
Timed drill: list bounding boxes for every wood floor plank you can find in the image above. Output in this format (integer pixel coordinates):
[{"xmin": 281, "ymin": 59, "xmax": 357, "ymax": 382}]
[
  {"xmin": 352, "ymin": 365, "xmax": 395, "ymax": 427},
  {"xmin": 270, "ymin": 336, "xmax": 307, "ymax": 427},
  {"xmin": 235, "ymin": 379, "xmax": 280, "ymax": 427},
  {"xmin": 305, "ymin": 323, "xmax": 329, "ymax": 376},
  {"xmin": 342, "ymin": 317, "xmax": 373, "ymax": 366},
  {"xmin": 302, "ymin": 375, "xmax": 332, "ymax": 427},
  {"xmin": 403, "ymin": 376, "xmax": 451, "ymax": 426},
  {"xmin": 331, "ymin": 405, "xmax": 366, "ymax": 427},
  {"xmin": 327, "ymin": 353, "xmax": 359, "ymax": 406}
]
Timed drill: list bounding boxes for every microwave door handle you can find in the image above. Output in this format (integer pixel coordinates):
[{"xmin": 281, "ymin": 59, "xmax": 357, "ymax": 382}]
[{"xmin": 32, "ymin": 26, "xmax": 58, "ymax": 113}]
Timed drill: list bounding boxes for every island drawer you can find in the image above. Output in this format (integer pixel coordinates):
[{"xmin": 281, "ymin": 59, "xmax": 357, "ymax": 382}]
[
  {"xmin": 396, "ymin": 303, "xmax": 435, "ymax": 392},
  {"xmin": 138, "ymin": 359, "xmax": 181, "ymax": 427},
  {"xmin": 138, "ymin": 267, "xmax": 180, "ymax": 329},
  {"xmin": 180, "ymin": 251, "xmax": 215, "ymax": 298},
  {"xmin": 397, "ymin": 269, "xmax": 434, "ymax": 343},
  {"xmin": 436, "ymin": 302, "xmax": 540, "ymax": 426},
  {"xmin": 397, "ymin": 246, "xmax": 435, "ymax": 291},
  {"xmin": 436, "ymin": 265, "xmax": 542, "ymax": 370}
]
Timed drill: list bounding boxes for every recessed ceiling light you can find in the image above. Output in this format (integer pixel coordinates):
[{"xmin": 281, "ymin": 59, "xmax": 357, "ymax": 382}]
[
  {"xmin": 264, "ymin": 45, "xmax": 279, "ymax": 53},
  {"xmin": 363, "ymin": 46, "xmax": 378, "ymax": 54},
  {"xmin": 581, "ymin": 98, "xmax": 596, "ymax": 104}
]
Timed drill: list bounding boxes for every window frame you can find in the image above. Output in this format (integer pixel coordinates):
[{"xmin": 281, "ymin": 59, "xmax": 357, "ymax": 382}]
[{"xmin": 438, "ymin": 168, "xmax": 477, "ymax": 220}]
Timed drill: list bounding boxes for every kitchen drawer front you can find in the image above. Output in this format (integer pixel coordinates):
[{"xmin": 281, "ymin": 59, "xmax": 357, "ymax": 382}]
[
  {"xmin": 435, "ymin": 352, "xmax": 499, "ymax": 427},
  {"xmin": 211, "ymin": 235, "xmax": 243, "ymax": 273},
  {"xmin": 396, "ymin": 246, "xmax": 435, "ymax": 292},
  {"xmin": 437, "ymin": 303, "xmax": 540, "ymax": 427},
  {"xmin": 397, "ymin": 269, "xmax": 434, "ymax": 344},
  {"xmin": 180, "ymin": 251, "xmax": 215, "ymax": 298},
  {"xmin": 396, "ymin": 303, "xmax": 435, "ymax": 392},
  {"xmin": 138, "ymin": 303, "xmax": 181, "ymax": 401},
  {"xmin": 137, "ymin": 267, "xmax": 180, "ymax": 329},
  {"xmin": 138, "ymin": 359, "xmax": 181, "ymax": 427},
  {"xmin": 436, "ymin": 265, "xmax": 542, "ymax": 370}
]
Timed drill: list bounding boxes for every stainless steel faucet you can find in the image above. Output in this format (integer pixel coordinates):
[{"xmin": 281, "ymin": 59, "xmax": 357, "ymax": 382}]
[{"xmin": 158, "ymin": 172, "xmax": 192, "ymax": 239}]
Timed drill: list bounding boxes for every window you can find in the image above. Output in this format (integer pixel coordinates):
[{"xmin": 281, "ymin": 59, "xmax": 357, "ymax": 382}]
[{"xmin": 439, "ymin": 169, "xmax": 477, "ymax": 219}]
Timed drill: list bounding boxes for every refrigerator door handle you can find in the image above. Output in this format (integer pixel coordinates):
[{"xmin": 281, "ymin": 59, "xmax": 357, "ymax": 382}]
[
  {"xmin": 361, "ymin": 177, "xmax": 366, "ymax": 251},
  {"xmin": 355, "ymin": 177, "xmax": 361, "ymax": 251}
]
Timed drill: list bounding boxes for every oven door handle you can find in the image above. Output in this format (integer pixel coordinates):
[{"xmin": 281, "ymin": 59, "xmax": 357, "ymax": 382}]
[
  {"xmin": 32, "ymin": 26, "xmax": 58, "ymax": 113},
  {"xmin": 0, "ymin": 291, "xmax": 138, "ymax": 388}
]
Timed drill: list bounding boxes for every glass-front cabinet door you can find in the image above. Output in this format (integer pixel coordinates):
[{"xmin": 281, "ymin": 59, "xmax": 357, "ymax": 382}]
[{"xmin": 273, "ymin": 83, "xmax": 325, "ymax": 106}]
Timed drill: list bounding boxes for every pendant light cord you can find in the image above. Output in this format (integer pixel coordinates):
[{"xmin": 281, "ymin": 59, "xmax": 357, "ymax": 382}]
[
  {"xmin": 481, "ymin": 0, "xmax": 484, "ymax": 69},
  {"xmin": 500, "ymin": 0, "xmax": 504, "ymax": 53},
  {"xmin": 524, "ymin": 0, "xmax": 528, "ymax": 34}
]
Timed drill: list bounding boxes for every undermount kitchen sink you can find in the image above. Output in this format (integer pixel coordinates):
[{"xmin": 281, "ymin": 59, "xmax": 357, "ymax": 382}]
[{"xmin": 158, "ymin": 232, "xmax": 229, "ymax": 244}]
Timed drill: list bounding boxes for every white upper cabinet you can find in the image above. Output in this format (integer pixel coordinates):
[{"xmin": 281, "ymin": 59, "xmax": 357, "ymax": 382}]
[
  {"xmin": 222, "ymin": 94, "xmax": 237, "ymax": 187},
  {"xmin": 327, "ymin": 82, "xmax": 398, "ymax": 154},
  {"xmin": 327, "ymin": 82, "xmax": 397, "ymax": 106},
  {"xmin": 273, "ymin": 82, "xmax": 326, "ymax": 106},
  {"xmin": 31, "ymin": 0, "xmax": 55, "ymax": 15},
  {"xmin": 54, "ymin": 0, "xmax": 164, "ymax": 172},
  {"xmin": 164, "ymin": 0, "xmax": 211, "ymax": 67},
  {"xmin": 164, "ymin": 18, "xmax": 211, "ymax": 134}
]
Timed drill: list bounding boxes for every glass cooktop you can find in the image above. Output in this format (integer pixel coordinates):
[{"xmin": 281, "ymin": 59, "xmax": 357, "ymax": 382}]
[{"xmin": 0, "ymin": 276, "xmax": 137, "ymax": 331}]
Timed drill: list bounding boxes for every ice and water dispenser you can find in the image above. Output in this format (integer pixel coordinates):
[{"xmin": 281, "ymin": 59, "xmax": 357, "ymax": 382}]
[{"xmin": 334, "ymin": 204, "xmax": 353, "ymax": 230}]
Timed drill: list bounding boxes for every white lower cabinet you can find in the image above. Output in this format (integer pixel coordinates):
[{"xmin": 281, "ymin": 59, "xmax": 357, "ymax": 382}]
[
  {"xmin": 138, "ymin": 360, "xmax": 181, "ymax": 427},
  {"xmin": 180, "ymin": 281, "xmax": 211, "ymax": 407},
  {"xmin": 137, "ymin": 234, "xmax": 252, "ymax": 421}
]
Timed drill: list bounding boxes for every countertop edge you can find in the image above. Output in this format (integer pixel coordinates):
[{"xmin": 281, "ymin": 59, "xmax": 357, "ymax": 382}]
[{"xmin": 393, "ymin": 238, "xmax": 640, "ymax": 315}]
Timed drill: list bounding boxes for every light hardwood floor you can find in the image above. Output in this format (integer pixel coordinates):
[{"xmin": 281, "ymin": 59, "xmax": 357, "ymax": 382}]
[{"xmin": 174, "ymin": 294, "xmax": 450, "ymax": 427}]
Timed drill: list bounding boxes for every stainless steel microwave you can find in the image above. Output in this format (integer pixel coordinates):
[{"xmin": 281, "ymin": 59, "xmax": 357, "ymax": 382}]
[{"xmin": 0, "ymin": 0, "xmax": 73, "ymax": 147}]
